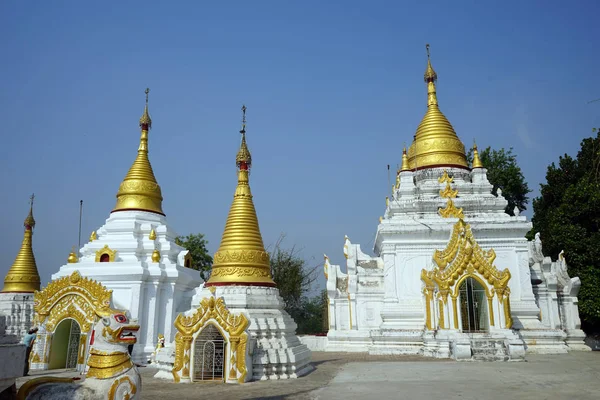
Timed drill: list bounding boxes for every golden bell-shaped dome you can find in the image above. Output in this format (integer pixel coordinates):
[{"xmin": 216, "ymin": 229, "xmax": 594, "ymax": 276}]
[
  {"xmin": 67, "ymin": 247, "xmax": 79, "ymax": 264},
  {"xmin": 112, "ymin": 88, "xmax": 165, "ymax": 216},
  {"xmin": 2, "ymin": 195, "xmax": 41, "ymax": 293},
  {"xmin": 407, "ymin": 45, "xmax": 468, "ymax": 170},
  {"xmin": 400, "ymin": 147, "xmax": 411, "ymax": 172},
  {"xmin": 206, "ymin": 106, "xmax": 276, "ymax": 287},
  {"xmin": 472, "ymin": 142, "xmax": 484, "ymax": 169}
]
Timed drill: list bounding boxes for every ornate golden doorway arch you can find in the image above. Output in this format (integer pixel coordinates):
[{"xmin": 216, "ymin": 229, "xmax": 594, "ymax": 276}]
[{"xmin": 29, "ymin": 271, "xmax": 115, "ymax": 373}]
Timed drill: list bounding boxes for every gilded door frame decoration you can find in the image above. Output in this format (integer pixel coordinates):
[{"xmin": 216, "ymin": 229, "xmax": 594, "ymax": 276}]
[
  {"xmin": 172, "ymin": 294, "xmax": 250, "ymax": 384},
  {"xmin": 421, "ymin": 218, "xmax": 513, "ymax": 331},
  {"xmin": 95, "ymin": 245, "xmax": 117, "ymax": 262},
  {"xmin": 30, "ymin": 270, "xmax": 115, "ymax": 372}
]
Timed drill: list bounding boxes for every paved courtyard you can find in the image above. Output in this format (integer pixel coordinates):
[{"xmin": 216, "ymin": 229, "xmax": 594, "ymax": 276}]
[{"xmin": 17, "ymin": 351, "xmax": 599, "ymax": 399}]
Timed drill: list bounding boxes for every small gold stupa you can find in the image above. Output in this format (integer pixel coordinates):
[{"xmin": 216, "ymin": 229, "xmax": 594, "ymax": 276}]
[
  {"xmin": 407, "ymin": 44, "xmax": 469, "ymax": 170},
  {"xmin": 2, "ymin": 194, "xmax": 41, "ymax": 293},
  {"xmin": 112, "ymin": 88, "xmax": 165, "ymax": 216},
  {"xmin": 205, "ymin": 106, "xmax": 276, "ymax": 287}
]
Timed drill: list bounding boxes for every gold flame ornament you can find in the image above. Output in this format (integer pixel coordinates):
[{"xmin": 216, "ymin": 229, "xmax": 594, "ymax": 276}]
[
  {"xmin": 2, "ymin": 194, "xmax": 41, "ymax": 293},
  {"xmin": 205, "ymin": 106, "xmax": 276, "ymax": 287},
  {"xmin": 112, "ymin": 88, "xmax": 165, "ymax": 216},
  {"xmin": 407, "ymin": 44, "xmax": 468, "ymax": 171}
]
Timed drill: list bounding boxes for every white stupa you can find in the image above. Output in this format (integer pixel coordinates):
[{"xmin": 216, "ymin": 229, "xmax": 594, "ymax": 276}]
[
  {"xmin": 322, "ymin": 46, "xmax": 588, "ymax": 360},
  {"xmin": 52, "ymin": 89, "xmax": 202, "ymax": 363}
]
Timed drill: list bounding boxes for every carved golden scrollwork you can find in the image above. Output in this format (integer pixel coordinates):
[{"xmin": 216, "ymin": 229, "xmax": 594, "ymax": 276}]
[
  {"xmin": 421, "ymin": 219, "xmax": 513, "ymax": 330},
  {"xmin": 95, "ymin": 245, "xmax": 117, "ymax": 262},
  {"xmin": 438, "ymin": 199, "xmax": 464, "ymax": 219},
  {"xmin": 172, "ymin": 296, "xmax": 250, "ymax": 384},
  {"xmin": 34, "ymin": 270, "xmax": 115, "ymax": 334}
]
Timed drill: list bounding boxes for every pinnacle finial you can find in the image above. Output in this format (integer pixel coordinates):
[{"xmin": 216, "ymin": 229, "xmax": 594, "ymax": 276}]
[
  {"xmin": 139, "ymin": 88, "xmax": 152, "ymax": 129},
  {"xmin": 472, "ymin": 140, "xmax": 483, "ymax": 169},
  {"xmin": 24, "ymin": 193, "xmax": 36, "ymax": 229},
  {"xmin": 241, "ymin": 104, "xmax": 247, "ymax": 134},
  {"xmin": 424, "ymin": 43, "xmax": 437, "ymax": 83}
]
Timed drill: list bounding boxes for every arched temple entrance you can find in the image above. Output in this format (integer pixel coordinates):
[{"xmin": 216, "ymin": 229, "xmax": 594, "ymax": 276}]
[
  {"xmin": 48, "ymin": 319, "xmax": 81, "ymax": 369},
  {"xmin": 459, "ymin": 277, "xmax": 489, "ymax": 333},
  {"xmin": 172, "ymin": 294, "xmax": 250, "ymax": 384},
  {"xmin": 422, "ymin": 219, "xmax": 513, "ymax": 332},
  {"xmin": 193, "ymin": 324, "xmax": 226, "ymax": 381},
  {"xmin": 29, "ymin": 271, "xmax": 116, "ymax": 373}
]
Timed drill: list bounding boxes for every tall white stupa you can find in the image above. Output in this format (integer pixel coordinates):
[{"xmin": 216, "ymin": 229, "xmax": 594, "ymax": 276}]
[
  {"xmin": 0, "ymin": 195, "xmax": 41, "ymax": 340},
  {"xmin": 52, "ymin": 89, "xmax": 202, "ymax": 363},
  {"xmin": 322, "ymin": 45, "xmax": 587, "ymax": 360}
]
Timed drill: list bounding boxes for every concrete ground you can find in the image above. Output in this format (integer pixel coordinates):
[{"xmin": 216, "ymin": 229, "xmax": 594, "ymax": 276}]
[{"xmin": 17, "ymin": 351, "xmax": 599, "ymax": 399}]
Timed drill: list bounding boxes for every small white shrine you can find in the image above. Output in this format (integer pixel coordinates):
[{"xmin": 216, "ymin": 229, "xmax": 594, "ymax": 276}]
[
  {"xmin": 0, "ymin": 195, "xmax": 41, "ymax": 340},
  {"xmin": 323, "ymin": 47, "xmax": 588, "ymax": 360},
  {"xmin": 52, "ymin": 90, "xmax": 201, "ymax": 363},
  {"xmin": 155, "ymin": 107, "xmax": 312, "ymax": 383}
]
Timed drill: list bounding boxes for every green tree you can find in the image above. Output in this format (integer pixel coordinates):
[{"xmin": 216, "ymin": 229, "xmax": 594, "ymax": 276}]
[
  {"xmin": 529, "ymin": 129, "xmax": 600, "ymax": 333},
  {"xmin": 466, "ymin": 146, "xmax": 531, "ymax": 215},
  {"xmin": 175, "ymin": 233, "xmax": 213, "ymax": 281},
  {"xmin": 269, "ymin": 235, "xmax": 319, "ymax": 325}
]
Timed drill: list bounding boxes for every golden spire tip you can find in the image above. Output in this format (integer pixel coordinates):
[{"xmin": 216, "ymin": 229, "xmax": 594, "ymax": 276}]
[
  {"xmin": 472, "ymin": 140, "xmax": 483, "ymax": 169},
  {"xmin": 24, "ymin": 193, "xmax": 36, "ymax": 229},
  {"xmin": 139, "ymin": 87, "xmax": 152, "ymax": 129}
]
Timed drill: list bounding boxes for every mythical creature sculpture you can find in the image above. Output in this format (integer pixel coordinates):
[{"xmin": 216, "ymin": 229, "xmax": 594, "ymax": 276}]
[
  {"xmin": 151, "ymin": 333, "xmax": 166, "ymax": 364},
  {"xmin": 17, "ymin": 311, "xmax": 141, "ymax": 400}
]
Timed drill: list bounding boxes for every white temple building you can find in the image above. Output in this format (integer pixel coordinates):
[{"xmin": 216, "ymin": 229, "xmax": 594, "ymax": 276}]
[
  {"xmin": 0, "ymin": 195, "xmax": 40, "ymax": 340},
  {"xmin": 154, "ymin": 107, "xmax": 312, "ymax": 383},
  {"xmin": 52, "ymin": 89, "xmax": 202, "ymax": 363},
  {"xmin": 322, "ymin": 47, "xmax": 588, "ymax": 360}
]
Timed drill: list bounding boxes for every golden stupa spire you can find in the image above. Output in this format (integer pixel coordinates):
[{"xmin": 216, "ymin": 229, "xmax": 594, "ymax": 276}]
[
  {"xmin": 407, "ymin": 44, "xmax": 469, "ymax": 171},
  {"xmin": 2, "ymin": 194, "xmax": 41, "ymax": 293},
  {"xmin": 206, "ymin": 106, "xmax": 276, "ymax": 287},
  {"xmin": 112, "ymin": 88, "xmax": 165, "ymax": 215},
  {"xmin": 400, "ymin": 147, "xmax": 411, "ymax": 172},
  {"xmin": 472, "ymin": 141, "xmax": 484, "ymax": 169}
]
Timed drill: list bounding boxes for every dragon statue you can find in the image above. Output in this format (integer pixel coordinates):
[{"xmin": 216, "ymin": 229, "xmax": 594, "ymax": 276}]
[{"xmin": 17, "ymin": 311, "xmax": 141, "ymax": 400}]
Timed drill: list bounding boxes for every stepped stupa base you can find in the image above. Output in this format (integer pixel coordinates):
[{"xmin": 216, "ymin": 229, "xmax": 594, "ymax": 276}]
[{"xmin": 154, "ymin": 285, "xmax": 313, "ymax": 383}]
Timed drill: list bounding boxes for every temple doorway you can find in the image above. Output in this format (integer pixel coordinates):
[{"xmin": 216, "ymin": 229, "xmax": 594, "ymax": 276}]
[
  {"xmin": 459, "ymin": 278, "xmax": 489, "ymax": 333},
  {"xmin": 48, "ymin": 319, "xmax": 81, "ymax": 370},
  {"xmin": 193, "ymin": 324, "xmax": 226, "ymax": 381}
]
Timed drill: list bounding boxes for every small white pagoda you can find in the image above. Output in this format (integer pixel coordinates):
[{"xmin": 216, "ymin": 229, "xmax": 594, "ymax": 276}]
[
  {"xmin": 0, "ymin": 195, "xmax": 41, "ymax": 340},
  {"xmin": 155, "ymin": 107, "xmax": 312, "ymax": 383},
  {"xmin": 323, "ymin": 46, "xmax": 588, "ymax": 360},
  {"xmin": 52, "ymin": 89, "xmax": 202, "ymax": 363}
]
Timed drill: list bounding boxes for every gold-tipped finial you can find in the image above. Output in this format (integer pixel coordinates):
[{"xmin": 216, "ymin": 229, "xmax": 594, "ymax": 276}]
[
  {"xmin": 236, "ymin": 105, "xmax": 252, "ymax": 168},
  {"xmin": 472, "ymin": 141, "xmax": 484, "ymax": 169},
  {"xmin": 89, "ymin": 230, "xmax": 97, "ymax": 242},
  {"xmin": 151, "ymin": 249, "xmax": 161, "ymax": 263},
  {"xmin": 149, "ymin": 228, "xmax": 157, "ymax": 240},
  {"xmin": 139, "ymin": 88, "xmax": 152, "ymax": 129},
  {"xmin": 113, "ymin": 88, "xmax": 164, "ymax": 216},
  {"xmin": 206, "ymin": 106, "xmax": 275, "ymax": 287},
  {"xmin": 2, "ymin": 195, "xmax": 41, "ymax": 292},
  {"xmin": 406, "ymin": 44, "xmax": 469, "ymax": 171},
  {"xmin": 67, "ymin": 246, "xmax": 79, "ymax": 263},
  {"xmin": 401, "ymin": 147, "xmax": 411, "ymax": 172}
]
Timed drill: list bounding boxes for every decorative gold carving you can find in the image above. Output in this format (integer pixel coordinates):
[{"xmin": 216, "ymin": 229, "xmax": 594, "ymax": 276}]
[
  {"xmin": 151, "ymin": 249, "xmax": 160, "ymax": 263},
  {"xmin": 438, "ymin": 170, "xmax": 453, "ymax": 184},
  {"xmin": 108, "ymin": 376, "xmax": 137, "ymax": 400},
  {"xmin": 421, "ymin": 219, "xmax": 513, "ymax": 330},
  {"xmin": 149, "ymin": 229, "xmax": 156, "ymax": 240},
  {"xmin": 172, "ymin": 296, "xmax": 249, "ymax": 383},
  {"xmin": 438, "ymin": 199, "xmax": 464, "ymax": 218},
  {"xmin": 213, "ymin": 249, "xmax": 270, "ymax": 264},
  {"xmin": 210, "ymin": 266, "xmax": 271, "ymax": 278},
  {"xmin": 95, "ymin": 245, "xmax": 117, "ymax": 262},
  {"xmin": 31, "ymin": 351, "xmax": 41, "ymax": 363},
  {"xmin": 87, "ymin": 349, "xmax": 133, "ymax": 379},
  {"xmin": 439, "ymin": 182, "xmax": 458, "ymax": 198},
  {"xmin": 89, "ymin": 231, "xmax": 97, "ymax": 242},
  {"xmin": 34, "ymin": 270, "xmax": 114, "ymax": 331}
]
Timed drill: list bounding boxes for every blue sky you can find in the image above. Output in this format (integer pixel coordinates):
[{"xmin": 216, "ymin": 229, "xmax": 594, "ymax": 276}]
[{"xmin": 1, "ymin": 1, "xmax": 599, "ymax": 296}]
